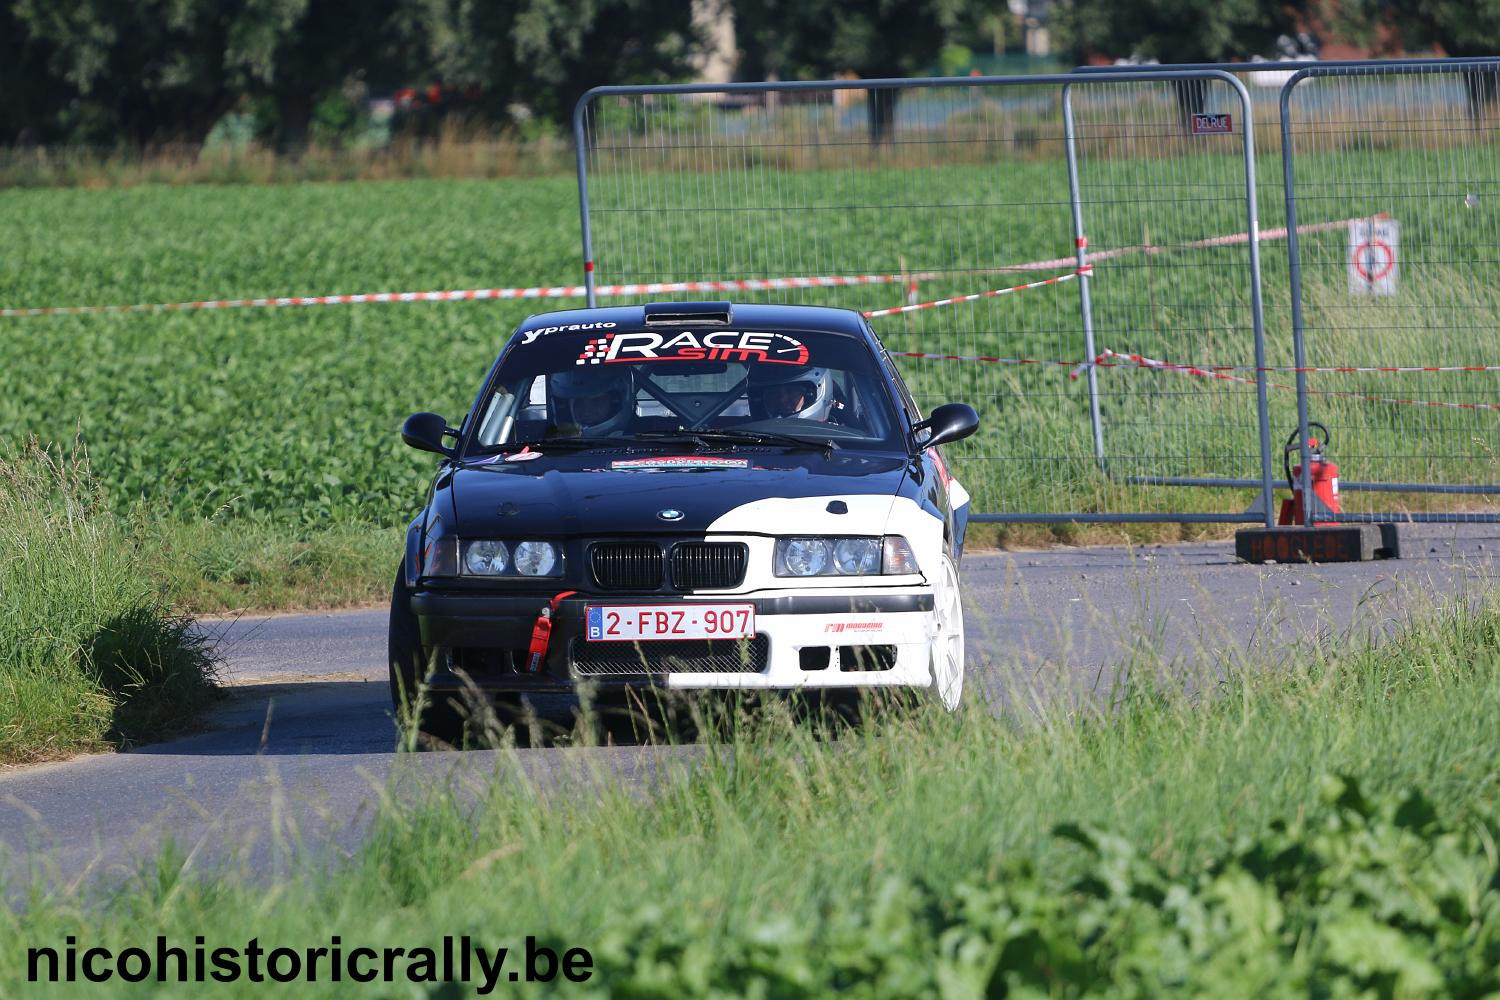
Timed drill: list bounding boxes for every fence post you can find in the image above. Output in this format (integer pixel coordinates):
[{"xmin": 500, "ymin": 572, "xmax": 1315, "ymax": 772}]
[
  {"xmin": 573, "ymin": 94, "xmax": 598, "ymax": 308},
  {"xmin": 1062, "ymin": 82, "xmax": 1107, "ymax": 471},
  {"xmin": 1278, "ymin": 72, "xmax": 1314, "ymax": 527},
  {"xmin": 1229, "ymin": 73, "xmax": 1277, "ymax": 530}
]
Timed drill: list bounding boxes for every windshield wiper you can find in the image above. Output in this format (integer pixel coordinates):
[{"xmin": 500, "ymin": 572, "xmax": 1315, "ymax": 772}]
[
  {"xmin": 633, "ymin": 429, "xmax": 836, "ymax": 457},
  {"xmin": 519, "ymin": 436, "xmax": 636, "ymax": 451}
]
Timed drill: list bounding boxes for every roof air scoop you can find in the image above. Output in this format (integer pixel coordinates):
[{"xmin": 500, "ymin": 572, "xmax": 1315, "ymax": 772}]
[{"xmin": 642, "ymin": 301, "xmax": 733, "ymax": 327}]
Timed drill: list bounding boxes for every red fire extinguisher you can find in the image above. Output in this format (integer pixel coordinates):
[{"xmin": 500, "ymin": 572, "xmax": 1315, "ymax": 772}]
[{"xmin": 1278, "ymin": 422, "xmax": 1341, "ymax": 526}]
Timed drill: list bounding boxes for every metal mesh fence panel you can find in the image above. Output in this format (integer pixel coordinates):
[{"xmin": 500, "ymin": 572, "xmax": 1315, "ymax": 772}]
[
  {"xmin": 1079, "ymin": 62, "xmax": 1298, "ymax": 230},
  {"xmin": 1281, "ymin": 61, "xmax": 1500, "ymax": 521},
  {"xmin": 1085, "ymin": 59, "xmax": 1500, "ymax": 522},
  {"xmin": 574, "ymin": 73, "xmax": 1270, "ymax": 522},
  {"xmin": 1062, "ymin": 76, "xmax": 1271, "ymax": 516}
]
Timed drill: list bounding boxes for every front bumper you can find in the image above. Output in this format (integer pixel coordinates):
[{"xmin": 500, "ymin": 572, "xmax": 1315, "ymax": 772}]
[{"xmin": 411, "ymin": 588, "xmax": 938, "ymax": 693}]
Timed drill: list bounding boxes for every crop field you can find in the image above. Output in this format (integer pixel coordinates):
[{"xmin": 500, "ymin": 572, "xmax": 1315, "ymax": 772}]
[
  {"xmin": 3, "ymin": 141, "xmax": 1497, "ymax": 608},
  {"xmin": 2, "ymin": 182, "xmax": 576, "ymax": 606}
]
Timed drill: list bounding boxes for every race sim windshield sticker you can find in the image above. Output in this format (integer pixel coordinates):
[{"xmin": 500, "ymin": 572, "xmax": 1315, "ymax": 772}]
[
  {"xmin": 610, "ymin": 456, "xmax": 751, "ymax": 471},
  {"xmin": 577, "ymin": 331, "xmax": 809, "ymax": 367}
]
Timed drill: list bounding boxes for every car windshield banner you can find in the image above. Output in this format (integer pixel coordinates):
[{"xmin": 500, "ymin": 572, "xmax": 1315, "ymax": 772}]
[{"xmin": 576, "ymin": 330, "xmax": 809, "ymax": 367}]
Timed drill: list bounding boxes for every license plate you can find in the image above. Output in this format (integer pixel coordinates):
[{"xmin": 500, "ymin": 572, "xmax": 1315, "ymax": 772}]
[{"xmin": 585, "ymin": 604, "xmax": 756, "ymax": 642}]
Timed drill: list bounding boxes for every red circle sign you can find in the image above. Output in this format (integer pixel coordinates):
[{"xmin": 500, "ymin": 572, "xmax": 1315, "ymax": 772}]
[{"xmin": 1352, "ymin": 239, "xmax": 1395, "ymax": 282}]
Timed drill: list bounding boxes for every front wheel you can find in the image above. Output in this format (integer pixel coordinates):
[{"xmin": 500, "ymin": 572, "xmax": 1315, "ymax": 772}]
[
  {"xmin": 929, "ymin": 554, "xmax": 965, "ymax": 711},
  {"xmin": 388, "ymin": 561, "xmax": 462, "ymax": 745},
  {"xmin": 388, "ymin": 560, "xmax": 424, "ymax": 712}
]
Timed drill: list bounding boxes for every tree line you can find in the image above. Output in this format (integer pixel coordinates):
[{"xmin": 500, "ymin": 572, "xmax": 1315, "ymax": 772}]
[{"xmin": 2, "ymin": 0, "xmax": 1493, "ymax": 152}]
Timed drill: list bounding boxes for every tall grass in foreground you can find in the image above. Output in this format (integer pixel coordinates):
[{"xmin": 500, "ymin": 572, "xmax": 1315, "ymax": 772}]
[
  {"xmin": 0, "ymin": 443, "xmax": 218, "ymax": 762},
  {"xmin": 6, "ymin": 600, "xmax": 1499, "ymax": 994}
]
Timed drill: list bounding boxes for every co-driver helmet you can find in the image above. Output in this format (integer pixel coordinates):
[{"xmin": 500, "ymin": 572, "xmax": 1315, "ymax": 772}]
[{"xmin": 747, "ymin": 364, "xmax": 835, "ymax": 422}]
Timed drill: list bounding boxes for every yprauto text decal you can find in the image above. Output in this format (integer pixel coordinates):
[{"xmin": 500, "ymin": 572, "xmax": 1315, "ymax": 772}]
[{"xmin": 519, "ymin": 321, "xmax": 617, "ymax": 345}]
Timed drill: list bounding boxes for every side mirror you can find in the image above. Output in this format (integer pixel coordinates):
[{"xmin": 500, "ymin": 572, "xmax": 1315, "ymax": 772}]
[
  {"xmin": 402, "ymin": 412, "xmax": 454, "ymax": 456},
  {"xmin": 913, "ymin": 403, "xmax": 979, "ymax": 450}
]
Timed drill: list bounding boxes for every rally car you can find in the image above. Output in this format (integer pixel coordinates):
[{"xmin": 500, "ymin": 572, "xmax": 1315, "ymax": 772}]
[{"xmin": 390, "ymin": 301, "xmax": 977, "ymax": 735}]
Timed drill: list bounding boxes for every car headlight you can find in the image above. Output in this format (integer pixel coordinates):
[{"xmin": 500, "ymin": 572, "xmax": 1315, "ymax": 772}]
[
  {"xmin": 832, "ymin": 538, "xmax": 881, "ymax": 574},
  {"xmin": 456, "ymin": 539, "xmax": 563, "ymax": 578},
  {"xmin": 463, "ymin": 540, "xmax": 509, "ymax": 575},
  {"xmin": 774, "ymin": 536, "xmax": 919, "ymax": 577},
  {"xmin": 779, "ymin": 538, "xmax": 831, "ymax": 576},
  {"xmin": 512, "ymin": 540, "xmax": 559, "ymax": 577}
]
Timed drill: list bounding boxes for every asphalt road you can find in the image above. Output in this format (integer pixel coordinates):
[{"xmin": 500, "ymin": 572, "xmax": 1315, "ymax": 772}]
[{"xmin": 4, "ymin": 525, "xmax": 1499, "ymax": 892}]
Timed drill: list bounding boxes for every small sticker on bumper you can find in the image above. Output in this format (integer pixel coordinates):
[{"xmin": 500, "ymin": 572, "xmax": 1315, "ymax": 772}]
[{"xmin": 825, "ymin": 622, "xmax": 884, "ymax": 633}]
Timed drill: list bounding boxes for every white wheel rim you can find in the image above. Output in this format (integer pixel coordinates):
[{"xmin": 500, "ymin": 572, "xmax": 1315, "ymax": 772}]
[{"xmin": 932, "ymin": 557, "xmax": 965, "ymax": 710}]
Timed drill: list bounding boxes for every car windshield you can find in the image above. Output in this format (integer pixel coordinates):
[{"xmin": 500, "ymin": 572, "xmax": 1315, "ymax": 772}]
[{"xmin": 468, "ymin": 326, "xmax": 904, "ymax": 453}]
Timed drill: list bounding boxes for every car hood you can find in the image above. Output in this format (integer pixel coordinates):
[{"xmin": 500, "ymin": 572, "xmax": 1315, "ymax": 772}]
[{"xmin": 446, "ymin": 450, "xmax": 911, "ymax": 536}]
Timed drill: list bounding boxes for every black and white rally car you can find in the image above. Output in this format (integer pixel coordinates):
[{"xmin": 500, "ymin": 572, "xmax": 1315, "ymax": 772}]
[{"xmin": 391, "ymin": 301, "xmax": 977, "ymax": 730}]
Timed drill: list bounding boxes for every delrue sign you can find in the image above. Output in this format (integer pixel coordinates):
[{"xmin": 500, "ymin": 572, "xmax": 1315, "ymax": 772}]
[{"xmin": 1189, "ymin": 113, "xmax": 1233, "ymax": 135}]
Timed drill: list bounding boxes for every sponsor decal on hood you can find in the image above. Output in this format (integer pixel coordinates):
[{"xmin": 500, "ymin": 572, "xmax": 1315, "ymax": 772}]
[
  {"xmin": 610, "ymin": 456, "xmax": 751, "ymax": 471},
  {"xmin": 505, "ymin": 447, "xmax": 544, "ymax": 462}
]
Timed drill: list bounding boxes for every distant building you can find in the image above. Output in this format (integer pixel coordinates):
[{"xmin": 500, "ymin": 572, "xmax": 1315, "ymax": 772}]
[
  {"xmin": 1009, "ymin": 0, "xmax": 1053, "ymax": 56},
  {"xmin": 692, "ymin": 0, "xmax": 738, "ymax": 84}
]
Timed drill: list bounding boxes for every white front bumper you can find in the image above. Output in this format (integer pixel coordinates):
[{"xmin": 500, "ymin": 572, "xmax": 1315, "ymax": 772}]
[{"xmin": 653, "ymin": 594, "xmax": 937, "ymax": 691}]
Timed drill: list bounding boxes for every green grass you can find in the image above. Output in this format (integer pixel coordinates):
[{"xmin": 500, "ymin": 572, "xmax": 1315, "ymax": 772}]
[
  {"xmin": 3, "ymin": 596, "xmax": 1498, "ymax": 993},
  {"xmin": 0, "ymin": 444, "xmax": 219, "ymax": 763},
  {"xmin": 139, "ymin": 520, "xmax": 402, "ymax": 614},
  {"xmin": 2, "ymin": 139, "xmax": 1497, "ymax": 612}
]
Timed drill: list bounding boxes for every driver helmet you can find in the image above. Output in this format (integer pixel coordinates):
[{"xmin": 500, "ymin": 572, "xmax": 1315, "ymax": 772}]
[
  {"xmin": 549, "ymin": 368, "xmax": 635, "ymax": 436},
  {"xmin": 748, "ymin": 364, "xmax": 835, "ymax": 421}
]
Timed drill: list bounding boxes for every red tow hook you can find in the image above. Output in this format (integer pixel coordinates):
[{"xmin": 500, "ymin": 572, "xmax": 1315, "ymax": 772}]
[{"xmin": 526, "ymin": 591, "xmax": 577, "ymax": 673}]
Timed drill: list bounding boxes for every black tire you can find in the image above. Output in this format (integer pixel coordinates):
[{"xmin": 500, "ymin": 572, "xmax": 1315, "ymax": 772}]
[
  {"xmin": 388, "ymin": 561, "xmax": 420, "ymax": 711},
  {"xmin": 388, "ymin": 560, "xmax": 463, "ymax": 746}
]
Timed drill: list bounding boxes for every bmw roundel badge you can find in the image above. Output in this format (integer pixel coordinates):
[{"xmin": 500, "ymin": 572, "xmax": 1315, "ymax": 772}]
[{"xmin": 657, "ymin": 508, "xmax": 685, "ymax": 522}]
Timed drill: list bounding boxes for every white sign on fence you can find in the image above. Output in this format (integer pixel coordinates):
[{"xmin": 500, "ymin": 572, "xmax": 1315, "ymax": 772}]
[{"xmin": 1348, "ymin": 218, "xmax": 1399, "ymax": 296}]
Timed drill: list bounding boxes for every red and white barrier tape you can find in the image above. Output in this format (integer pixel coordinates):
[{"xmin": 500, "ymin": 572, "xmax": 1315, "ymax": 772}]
[
  {"xmin": 0, "ymin": 216, "xmax": 1362, "ymax": 320},
  {"xmin": 986, "ymin": 217, "xmax": 1356, "ymax": 274},
  {"xmin": 896, "ymin": 348, "xmax": 1500, "ymax": 412},
  {"xmin": 1070, "ymin": 349, "xmax": 1292, "ymax": 389},
  {"xmin": 1069, "ymin": 349, "xmax": 1500, "ymax": 381},
  {"xmin": 894, "ymin": 349, "xmax": 1500, "ymax": 380},
  {"xmin": 861, "ymin": 267, "xmax": 1089, "ymax": 318},
  {"xmin": 1091, "ymin": 359, "xmax": 1500, "ymax": 376},
  {"xmin": 1074, "ymin": 349, "xmax": 1500, "ymax": 413},
  {"xmin": 0, "ymin": 274, "xmax": 917, "ymax": 318},
  {"xmin": 0, "ymin": 266, "xmax": 1082, "ymax": 320}
]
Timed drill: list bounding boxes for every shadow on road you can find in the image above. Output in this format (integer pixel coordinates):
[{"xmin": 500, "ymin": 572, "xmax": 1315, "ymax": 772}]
[
  {"xmin": 127, "ymin": 681, "xmax": 879, "ymax": 757},
  {"xmin": 130, "ymin": 680, "xmax": 399, "ymax": 758}
]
